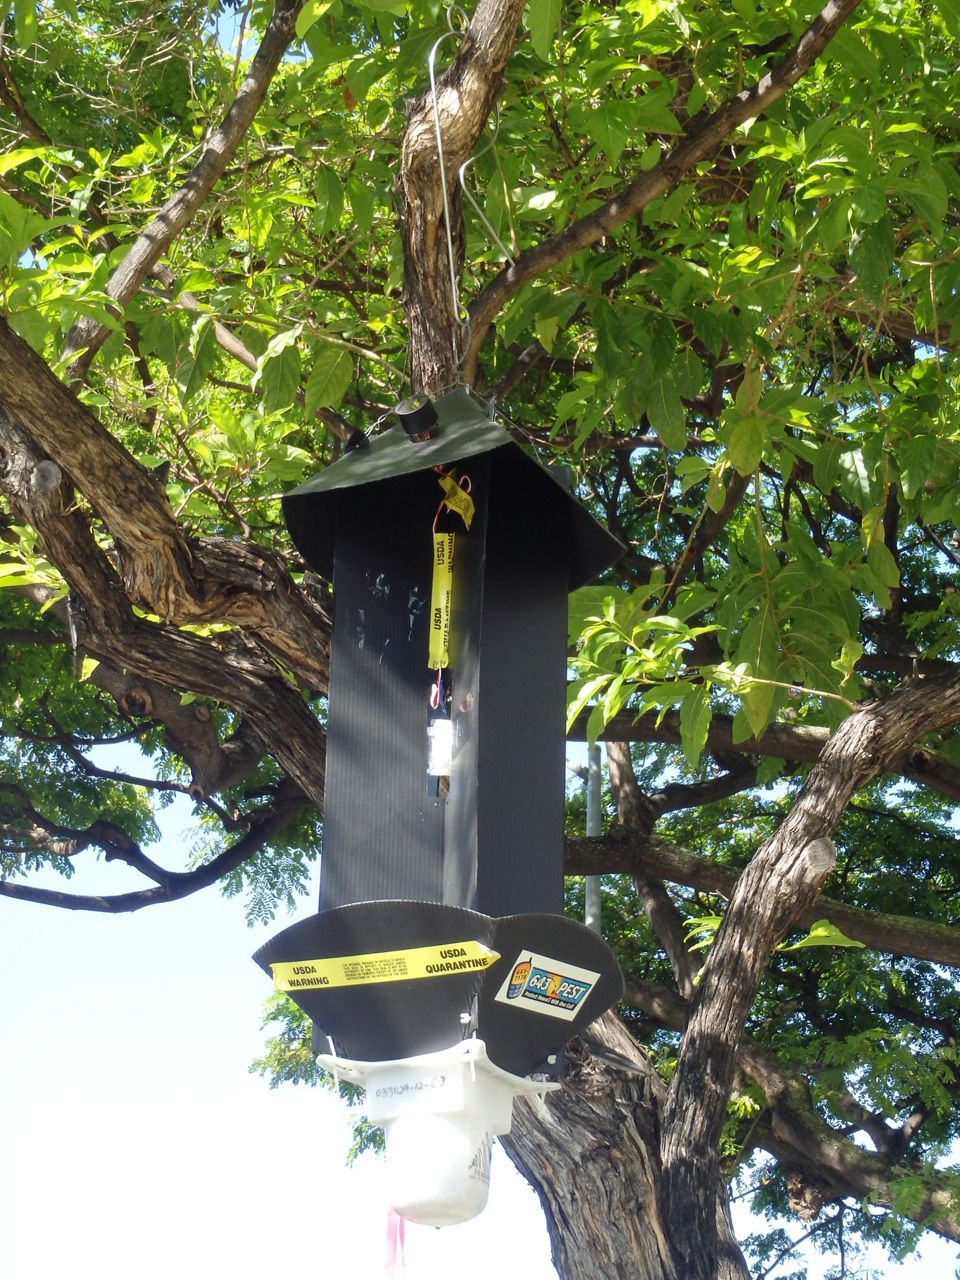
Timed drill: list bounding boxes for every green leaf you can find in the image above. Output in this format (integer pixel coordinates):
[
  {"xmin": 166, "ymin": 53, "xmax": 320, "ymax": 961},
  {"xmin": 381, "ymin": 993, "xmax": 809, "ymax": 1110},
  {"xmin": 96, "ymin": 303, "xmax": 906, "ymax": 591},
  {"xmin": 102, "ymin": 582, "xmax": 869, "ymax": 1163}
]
[
  {"xmin": 895, "ymin": 170, "xmax": 949, "ymax": 240},
  {"xmin": 898, "ymin": 435, "xmax": 936, "ymax": 501},
  {"xmin": 535, "ymin": 313, "xmax": 561, "ymax": 352},
  {"xmin": 177, "ymin": 269, "xmax": 217, "ymax": 296},
  {"xmin": 850, "ymin": 184, "xmax": 885, "ymax": 226},
  {"xmin": 305, "ymin": 346, "xmax": 352, "ymax": 415},
  {"xmin": 259, "ymin": 344, "xmax": 302, "ymax": 416},
  {"xmin": 679, "ymin": 683, "xmax": 712, "ymax": 768},
  {"xmin": 866, "ymin": 539, "xmax": 900, "ymax": 606},
  {"xmin": 814, "ymin": 194, "xmax": 851, "ymax": 252},
  {"xmin": 528, "ymin": 0, "xmax": 562, "ymax": 61},
  {"xmin": 246, "ymin": 199, "xmax": 273, "ymax": 251},
  {"xmin": 129, "ymin": 174, "xmax": 156, "ymax": 204},
  {"xmin": 79, "ymin": 657, "xmax": 100, "ymax": 682},
  {"xmin": 779, "ymin": 918, "xmax": 865, "ymax": 952},
  {"xmin": 646, "ymin": 312, "xmax": 676, "ymax": 376},
  {"xmin": 736, "ymin": 364, "xmax": 762, "ymax": 413},
  {"xmin": 313, "ymin": 165, "xmax": 344, "ymax": 237},
  {"xmin": 831, "ymin": 638, "xmax": 863, "ymax": 679},
  {"xmin": 0, "ymin": 147, "xmax": 47, "ymax": 176},
  {"xmin": 14, "ymin": 0, "xmax": 37, "ymax": 48},
  {"xmin": 592, "ymin": 299, "xmax": 624, "ymax": 377},
  {"xmin": 706, "ymin": 466, "xmax": 727, "ymax": 513},
  {"xmin": 836, "ymin": 448, "xmax": 878, "ymax": 510},
  {"xmin": 566, "ymin": 674, "xmax": 612, "ymax": 734},
  {"xmin": 296, "ymin": 0, "xmax": 333, "ymax": 39},
  {"xmin": 585, "ymin": 103, "xmax": 630, "ymax": 166},
  {"xmin": 813, "ymin": 437, "xmax": 842, "ymax": 493},
  {"xmin": 673, "ymin": 349, "xmax": 706, "ymax": 398},
  {"xmin": 177, "ymin": 318, "xmax": 217, "ymax": 403},
  {"xmin": 727, "ymin": 413, "xmax": 767, "ymax": 476},
  {"xmin": 934, "ymin": 0, "xmax": 960, "ymax": 37},
  {"xmin": 646, "ymin": 376, "xmax": 686, "ymax": 449},
  {"xmin": 829, "ymin": 27, "xmax": 881, "ymax": 82},
  {"xmin": 735, "ymin": 605, "xmax": 778, "ymax": 738},
  {"xmin": 632, "ymin": 87, "xmax": 681, "ymax": 135},
  {"xmin": 849, "ymin": 216, "xmax": 894, "ymax": 301}
]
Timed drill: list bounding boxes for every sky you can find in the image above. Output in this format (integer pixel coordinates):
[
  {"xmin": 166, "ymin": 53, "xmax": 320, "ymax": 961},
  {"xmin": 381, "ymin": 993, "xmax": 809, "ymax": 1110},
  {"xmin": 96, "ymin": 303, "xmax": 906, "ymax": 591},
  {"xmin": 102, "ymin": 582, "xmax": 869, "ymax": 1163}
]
[
  {"xmin": 2, "ymin": 766, "xmax": 959, "ymax": 1280},
  {"xmin": 0, "ymin": 811, "xmax": 557, "ymax": 1280}
]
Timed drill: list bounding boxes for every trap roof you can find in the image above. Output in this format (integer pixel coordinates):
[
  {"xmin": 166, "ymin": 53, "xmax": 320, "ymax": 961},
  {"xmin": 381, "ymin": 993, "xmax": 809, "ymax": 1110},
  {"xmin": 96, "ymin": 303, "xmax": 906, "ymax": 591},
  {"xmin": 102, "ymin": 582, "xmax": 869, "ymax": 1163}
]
[{"xmin": 282, "ymin": 388, "xmax": 624, "ymax": 587}]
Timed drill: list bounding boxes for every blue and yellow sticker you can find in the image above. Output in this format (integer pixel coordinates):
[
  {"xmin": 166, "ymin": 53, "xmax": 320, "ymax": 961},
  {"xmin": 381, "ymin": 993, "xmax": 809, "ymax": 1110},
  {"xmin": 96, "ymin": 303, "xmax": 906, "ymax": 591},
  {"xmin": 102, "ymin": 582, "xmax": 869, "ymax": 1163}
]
[{"xmin": 494, "ymin": 950, "xmax": 599, "ymax": 1022}]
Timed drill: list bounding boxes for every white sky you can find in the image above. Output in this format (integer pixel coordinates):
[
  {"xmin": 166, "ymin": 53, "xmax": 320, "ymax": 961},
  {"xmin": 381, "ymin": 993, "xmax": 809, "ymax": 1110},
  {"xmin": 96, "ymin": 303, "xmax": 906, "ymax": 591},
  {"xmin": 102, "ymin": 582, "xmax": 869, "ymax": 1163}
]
[
  {"xmin": 1, "ymin": 771, "xmax": 957, "ymax": 1279},
  {"xmin": 0, "ymin": 829, "xmax": 556, "ymax": 1280}
]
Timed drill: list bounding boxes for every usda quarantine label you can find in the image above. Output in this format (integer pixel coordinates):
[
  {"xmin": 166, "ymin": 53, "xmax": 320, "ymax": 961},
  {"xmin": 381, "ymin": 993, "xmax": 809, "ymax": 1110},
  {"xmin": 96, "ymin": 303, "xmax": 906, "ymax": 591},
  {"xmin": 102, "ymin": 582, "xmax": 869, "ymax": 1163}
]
[{"xmin": 271, "ymin": 939, "xmax": 499, "ymax": 991}]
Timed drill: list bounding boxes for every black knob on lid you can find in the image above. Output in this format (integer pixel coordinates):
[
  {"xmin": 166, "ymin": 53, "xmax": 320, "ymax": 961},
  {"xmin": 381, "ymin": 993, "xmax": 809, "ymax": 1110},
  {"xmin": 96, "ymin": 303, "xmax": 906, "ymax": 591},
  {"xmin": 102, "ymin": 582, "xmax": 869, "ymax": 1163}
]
[{"xmin": 395, "ymin": 394, "xmax": 439, "ymax": 442}]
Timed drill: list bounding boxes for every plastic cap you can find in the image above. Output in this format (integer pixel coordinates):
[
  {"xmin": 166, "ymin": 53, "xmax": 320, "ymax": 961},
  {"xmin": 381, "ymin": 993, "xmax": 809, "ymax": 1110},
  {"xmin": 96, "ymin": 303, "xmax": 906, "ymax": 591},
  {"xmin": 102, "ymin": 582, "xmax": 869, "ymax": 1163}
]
[{"xmin": 395, "ymin": 394, "xmax": 439, "ymax": 441}]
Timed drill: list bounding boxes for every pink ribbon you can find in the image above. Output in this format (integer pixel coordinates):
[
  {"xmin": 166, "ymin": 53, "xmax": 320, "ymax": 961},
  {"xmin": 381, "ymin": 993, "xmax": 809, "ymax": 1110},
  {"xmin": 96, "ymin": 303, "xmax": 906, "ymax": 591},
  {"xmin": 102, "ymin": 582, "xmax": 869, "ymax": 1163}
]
[{"xmin": 385, "ymin": 1209, "xmax": 406, "ymax": 1274}]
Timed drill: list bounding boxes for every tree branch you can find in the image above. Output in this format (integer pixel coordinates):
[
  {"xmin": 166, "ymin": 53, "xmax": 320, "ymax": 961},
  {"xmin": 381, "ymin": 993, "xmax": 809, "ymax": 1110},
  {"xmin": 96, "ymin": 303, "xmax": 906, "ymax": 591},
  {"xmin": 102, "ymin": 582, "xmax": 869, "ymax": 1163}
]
[
  {"xmin": 399, "ymin": 0, "xmax": 527, "ymax": 392},
  {"xmin": 648, "ymin": 766, "xmax": 760, "ymax": 816},
  {"xmin": 664, "ymin": 471, "xmax": 751, "ymax": 604},
  {"xmin": 0, "ymin": 627, "xmax": 63, "ymax": 646},
  {"xmin": 660, "ymin": 669, "xmax": 960, "ymax": 1276},
  {"xmin": 63, "ymin": 0, "xmax": 306, "ymax": 376},
  {"xmin": 465, "ymin": 0, "xmax": 864, "ymax": 375},
  {"xmin": 607, "ymin": 742, "xmax": 698, "ymax": 996},
  {"xmin": 570, "ymin": 707, "xmax": 960, "ymax": 805},
  {"xmin": 0, "ymin": 52, "xmax": 50, "ymax": 143},
  {"xmin": 564, "ymin": 828, "xmax": 960, "ymax": 969},
  {"xmin": 0, "ymin": 783, "xmax": 308, "ymax": 912},
  {"xmin": 0, "ymin": 323, "xmax": 331, "ymax": 692},
  {"xmin": 0, "ymin": 416, "xmax": 329, "ymax": 812},
  {"xmin": 0, "ymin": 781, "xmax": 171, "ymax": 883},
  {"xmin": 625, "ymin": 978, "xmax": 960, "ymax": 1240}
]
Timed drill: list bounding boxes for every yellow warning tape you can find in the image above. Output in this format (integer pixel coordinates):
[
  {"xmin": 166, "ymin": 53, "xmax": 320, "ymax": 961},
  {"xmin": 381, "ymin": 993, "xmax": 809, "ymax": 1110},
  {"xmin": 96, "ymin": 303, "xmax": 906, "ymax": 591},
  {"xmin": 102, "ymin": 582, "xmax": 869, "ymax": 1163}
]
[
  {"xmin": 271, "ymin": 939, "xmax": 500, "ymax": 991},
  {"xmin": 438, "ymin": 474, "xmax": 475, "ymax": 529},
  {"xmin": 429, "ymin": 531, "xmax": 454, "ymax": 669}
]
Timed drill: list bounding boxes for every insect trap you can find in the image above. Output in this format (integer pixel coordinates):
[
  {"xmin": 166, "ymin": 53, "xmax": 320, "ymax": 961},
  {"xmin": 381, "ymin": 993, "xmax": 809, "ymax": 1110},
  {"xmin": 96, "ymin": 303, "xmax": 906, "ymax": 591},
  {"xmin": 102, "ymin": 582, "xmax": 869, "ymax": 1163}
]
[
  {"xmin": 256, "ymin": 389, "xmax": 625, "ymax": 1225},
  {"xmin": 254, "ymin": 900, "xmax": 624, "ymax": 1225}
]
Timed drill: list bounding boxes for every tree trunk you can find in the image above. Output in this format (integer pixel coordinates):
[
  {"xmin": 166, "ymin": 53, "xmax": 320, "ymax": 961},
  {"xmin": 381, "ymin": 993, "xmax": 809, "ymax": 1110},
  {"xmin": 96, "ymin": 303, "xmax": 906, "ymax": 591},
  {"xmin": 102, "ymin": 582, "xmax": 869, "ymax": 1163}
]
[{"xmin": 502, "ymin": 1014, "xmax": 750, "ymax": 1280}]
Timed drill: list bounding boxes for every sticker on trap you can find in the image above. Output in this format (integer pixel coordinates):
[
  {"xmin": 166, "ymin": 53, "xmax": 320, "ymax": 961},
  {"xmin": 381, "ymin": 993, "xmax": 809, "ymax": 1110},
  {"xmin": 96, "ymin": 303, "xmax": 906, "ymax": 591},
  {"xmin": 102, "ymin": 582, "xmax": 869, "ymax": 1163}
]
[{"xmin": 494, "ymin": 951, "xmax": 599, "ymax": 1021}]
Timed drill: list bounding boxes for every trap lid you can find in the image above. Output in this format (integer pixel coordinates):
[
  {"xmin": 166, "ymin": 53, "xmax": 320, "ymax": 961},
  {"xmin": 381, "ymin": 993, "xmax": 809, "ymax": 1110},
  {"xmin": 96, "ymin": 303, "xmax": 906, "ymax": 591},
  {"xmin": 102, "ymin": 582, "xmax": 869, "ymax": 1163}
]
[
  {"xmin": 253, "ymin": 899, "xmax": 624, "ymax": 1076},
  {"xmin": 282, "ymin": 389, "xmax": 623, "ymax": 588}
]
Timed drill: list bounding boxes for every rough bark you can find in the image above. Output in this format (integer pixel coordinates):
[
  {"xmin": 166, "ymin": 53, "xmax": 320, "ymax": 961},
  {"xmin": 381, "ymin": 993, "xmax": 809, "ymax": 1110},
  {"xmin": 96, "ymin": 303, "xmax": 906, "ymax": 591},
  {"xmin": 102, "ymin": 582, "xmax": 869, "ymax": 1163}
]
[
  {"xmin": 398, "ymin": 0, "xmax": 526, "ymax": 393},
  {"xmin": 502, "ymin": 1013, "xmax": 750, "ymax": 1280},
  {"xmin": 0, "ymin": 321, "xmax": 331, "ymax": 692}
]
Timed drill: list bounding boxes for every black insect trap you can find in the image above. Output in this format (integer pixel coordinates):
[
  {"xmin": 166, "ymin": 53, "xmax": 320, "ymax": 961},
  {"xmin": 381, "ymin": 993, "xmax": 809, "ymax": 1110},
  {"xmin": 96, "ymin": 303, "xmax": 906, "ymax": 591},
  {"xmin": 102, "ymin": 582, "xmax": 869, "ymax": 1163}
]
[{"xmin": 254, "ymin": 390, "xmax": 625, "ymax": 1226}]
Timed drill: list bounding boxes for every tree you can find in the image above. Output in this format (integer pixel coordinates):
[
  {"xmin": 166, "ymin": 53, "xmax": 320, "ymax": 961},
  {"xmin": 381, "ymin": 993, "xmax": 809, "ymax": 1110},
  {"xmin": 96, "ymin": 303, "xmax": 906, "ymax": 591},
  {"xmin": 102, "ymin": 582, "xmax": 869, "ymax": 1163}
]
[{"xmin": 1, "ymin": 0, "xmax": 960, "ymax": 1275}]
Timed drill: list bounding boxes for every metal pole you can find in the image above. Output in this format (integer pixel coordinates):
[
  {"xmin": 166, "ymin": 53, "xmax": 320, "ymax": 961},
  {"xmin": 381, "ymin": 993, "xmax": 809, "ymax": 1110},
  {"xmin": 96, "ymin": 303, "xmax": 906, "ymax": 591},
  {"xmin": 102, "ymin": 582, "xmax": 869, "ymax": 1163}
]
[{"xmin": 585, "ymin": 742, "xmax": 602, "ymax": 933}]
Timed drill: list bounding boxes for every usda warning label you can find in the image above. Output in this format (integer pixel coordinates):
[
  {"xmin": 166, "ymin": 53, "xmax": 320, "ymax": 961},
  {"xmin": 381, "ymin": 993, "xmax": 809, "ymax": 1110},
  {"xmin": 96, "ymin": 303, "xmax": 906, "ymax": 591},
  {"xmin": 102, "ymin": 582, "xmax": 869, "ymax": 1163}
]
[{"xmin": 271, "ymin": 940, "xmax": 499, "ymax": 991}]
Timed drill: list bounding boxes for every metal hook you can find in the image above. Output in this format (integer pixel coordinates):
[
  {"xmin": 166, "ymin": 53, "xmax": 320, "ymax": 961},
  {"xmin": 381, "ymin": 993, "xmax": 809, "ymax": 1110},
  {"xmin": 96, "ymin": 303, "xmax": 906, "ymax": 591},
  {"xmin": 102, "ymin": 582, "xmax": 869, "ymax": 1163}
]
[
  {"xmin": 428, "ymin": 25, "xmax": 470, "ymax": 376},
  {"xmin": 459, "ymin": 104, "xmax": 516, "ymax": 267},
  {"xmin": 447, "ymin": 4, "xmax": 469, "ymax": 32}
]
